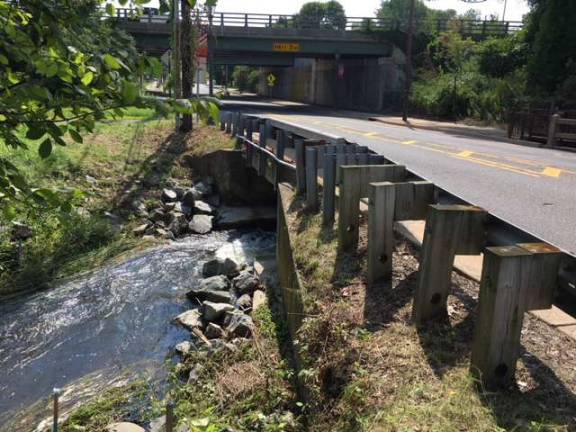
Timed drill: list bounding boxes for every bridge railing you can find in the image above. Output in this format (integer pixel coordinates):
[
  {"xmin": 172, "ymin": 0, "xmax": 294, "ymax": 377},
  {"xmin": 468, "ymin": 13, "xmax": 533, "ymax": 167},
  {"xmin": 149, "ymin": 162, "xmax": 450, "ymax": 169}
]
[{"xmin": 109, "ymin": 8, "xmax": 523, "ymax": 37}]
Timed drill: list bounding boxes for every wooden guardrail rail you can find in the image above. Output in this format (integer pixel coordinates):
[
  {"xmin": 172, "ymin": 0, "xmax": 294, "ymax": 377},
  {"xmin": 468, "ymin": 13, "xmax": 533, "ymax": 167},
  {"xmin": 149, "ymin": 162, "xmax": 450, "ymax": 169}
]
[
  {"xmin": 222, "ymin": 110, "xmax": 570, "ymax": 390},
  {"xmin": 547, "ymin": 114, "xmax": 576, "ymax": 147}
]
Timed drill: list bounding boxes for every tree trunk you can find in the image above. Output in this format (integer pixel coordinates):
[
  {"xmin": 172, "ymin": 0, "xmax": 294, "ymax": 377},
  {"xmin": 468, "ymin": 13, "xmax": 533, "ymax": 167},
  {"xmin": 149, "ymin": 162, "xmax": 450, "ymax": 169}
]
[{"xmin": 180, "ymin": 0, "xmax": 193, "ymax": 132}]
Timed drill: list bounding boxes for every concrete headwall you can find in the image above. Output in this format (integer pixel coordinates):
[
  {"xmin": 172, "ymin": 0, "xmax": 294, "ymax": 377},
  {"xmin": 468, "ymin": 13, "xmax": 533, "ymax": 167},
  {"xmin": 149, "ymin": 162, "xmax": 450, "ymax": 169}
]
[{"xmin": 258, "ymin": 47, "xmax": 405, "ymax": 111}]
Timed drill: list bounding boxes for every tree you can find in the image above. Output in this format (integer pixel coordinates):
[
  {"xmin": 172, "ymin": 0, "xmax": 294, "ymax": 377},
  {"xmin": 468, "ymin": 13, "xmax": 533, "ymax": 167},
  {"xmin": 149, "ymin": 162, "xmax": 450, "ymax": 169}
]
[
  {"xmin": 0, "ymin": 0, "xmax": 157, "ymax": 215},
  {"xmin": 525, "ymin": 0, "xmax": 576, "ymax": 98},
  {"xmin": 295, "ymin": 1, "xmax": 347, "ymax": 31}
]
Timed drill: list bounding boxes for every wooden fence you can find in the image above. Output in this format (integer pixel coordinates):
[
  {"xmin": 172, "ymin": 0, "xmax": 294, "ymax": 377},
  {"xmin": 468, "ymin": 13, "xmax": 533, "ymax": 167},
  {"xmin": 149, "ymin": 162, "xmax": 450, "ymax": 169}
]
[{"xmin": 221, "ymin": 110, "xmax": 566, "ymax": 390}]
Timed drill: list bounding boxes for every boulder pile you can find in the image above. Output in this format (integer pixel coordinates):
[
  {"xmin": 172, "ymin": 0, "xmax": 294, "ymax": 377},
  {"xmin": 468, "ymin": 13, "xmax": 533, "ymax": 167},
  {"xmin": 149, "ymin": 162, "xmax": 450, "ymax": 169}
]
[
  {"xmin": 173, "ymin": 256, "xmax": 266, "ymax": 352},
  {"xmin": 132, "ymin": 177, "xmax": 219, "ymax": 240}
]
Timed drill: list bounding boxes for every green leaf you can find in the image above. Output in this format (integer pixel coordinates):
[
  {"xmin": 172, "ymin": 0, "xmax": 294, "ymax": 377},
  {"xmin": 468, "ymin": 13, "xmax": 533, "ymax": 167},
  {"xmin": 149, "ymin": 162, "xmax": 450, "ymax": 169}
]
[
  {"xmin": 105, "ymin": 3, "xmax": 116, "ymax": 16},
  {"xmin": 26, "ymin": 127, "xmax": 46, "ymax": 140},
  {"xmin": 2, "ymin": 205, "xmax": 17, "ymax": 221},
  {"xmin": 103, "ymin": 54, "xmax": 121, "ymax": 70},
  {"xmin": 0, "ymin": 54, "xmax": 8, "ymax": 65},
  {"xmin": 81, "ymin": 71, "xmax": 94, "ymax": 86},
  {"xmin": 69, "ymin": 129, "xmax": 83, "ymax": 143},
  {"xmin": 38, "ymin": 138, "xmax": 53, "ymax": 158},
  {"xmin": 121, "ymin": 81, "xmax": 139, "ymax": 104}
]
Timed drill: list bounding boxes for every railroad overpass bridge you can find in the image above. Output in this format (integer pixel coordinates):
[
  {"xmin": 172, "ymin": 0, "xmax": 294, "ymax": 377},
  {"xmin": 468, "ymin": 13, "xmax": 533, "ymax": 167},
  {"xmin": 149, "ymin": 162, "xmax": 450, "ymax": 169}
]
[
  {"xmin": 114, "ymin": 10, "xmax": 522, "ymax": 62},
  {"xmin": 113, "ymin": 10, "xmax": 522, "ymax": 111}
]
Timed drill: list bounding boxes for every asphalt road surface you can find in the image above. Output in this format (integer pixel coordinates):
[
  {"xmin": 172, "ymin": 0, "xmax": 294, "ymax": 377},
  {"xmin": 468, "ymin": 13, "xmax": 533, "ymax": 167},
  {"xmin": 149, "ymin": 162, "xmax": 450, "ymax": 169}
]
[{"xmin": 223, "ymin": 98, "xmax": 576, "ymax": 256}]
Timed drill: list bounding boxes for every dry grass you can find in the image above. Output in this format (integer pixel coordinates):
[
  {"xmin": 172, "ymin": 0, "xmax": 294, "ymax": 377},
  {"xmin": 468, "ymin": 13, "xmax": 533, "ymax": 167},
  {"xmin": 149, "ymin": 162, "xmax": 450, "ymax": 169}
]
[{"xmin": 285, "ymin": 194, "xmax": 576, "ymax": 432}]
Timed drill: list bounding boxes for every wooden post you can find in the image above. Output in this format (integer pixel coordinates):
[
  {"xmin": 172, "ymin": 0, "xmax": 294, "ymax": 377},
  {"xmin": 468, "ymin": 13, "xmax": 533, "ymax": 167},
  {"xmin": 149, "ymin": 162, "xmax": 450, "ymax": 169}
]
[
  {"xmin": 368, "ymin": 182, "xmax": 396, "ymax": 284},
  {"xmin": 258, "ymin": 124, "xmax": 267, "ymax": 175},
  {"xmin": 246, "ymin": 117, "xmax": 254, "ymax": 142},
  {"xmin": 276, "ymin": 129, "xmax": 286, "ymax": 161},
  {"xmin": 322, "ymin": 153, "xmax": 337, "ymax": 226},
  {"xmin": 295, "ymin": 139, "xmax": 306, "ymax": 194},
  {"xmin": 305, "ymin": 147, "xmax": 319, "ymax": 211},
  {"xmin": 219, "ymin": 111, "xmax": 226, "ymax": 131},
  {"xmin": 412, "ymin": 205, "xmax": 487, "ymax": 324},
  {"xmin": 338, "ymin": 165, "xmax": 406, "ymax": 252},
  {"xmin": 547, "ymin": 113, "xmax": 560, "ymax": 147},
  {"xmin": 235, "ymin": 114, "xmax": 244, "ymax": 148},
  {"xmin": 367, "ymin": 181, "xmax": 435, "ymax": 285},
  {"xmin": 470, "ymin": 243, "xmax": 561, "ymax": 389},
  {"xmin": 225, "ymin": 112, "xmax": 232, "ymax": 134},
  {"xmin": 369, "ymin": 154, "xmax": 386, "ymax": 164},
  {"xmin": 335, "ymin": 144, "xmax": 346, "ymax": 184},
  {"xmin": 165, "ymin": 401, "xmax": 175, "ymax": 432}
]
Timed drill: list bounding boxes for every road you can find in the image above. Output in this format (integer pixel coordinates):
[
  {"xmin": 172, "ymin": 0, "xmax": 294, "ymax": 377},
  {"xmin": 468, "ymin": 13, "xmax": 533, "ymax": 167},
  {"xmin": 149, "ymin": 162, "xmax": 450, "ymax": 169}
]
[{"xmin": 223, "ymin": 98, "xmax": 576, "ymax": 256}]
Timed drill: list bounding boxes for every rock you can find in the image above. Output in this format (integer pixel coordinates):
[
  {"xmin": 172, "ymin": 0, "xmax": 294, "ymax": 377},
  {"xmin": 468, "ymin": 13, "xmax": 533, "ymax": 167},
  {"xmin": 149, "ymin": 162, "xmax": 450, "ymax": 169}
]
[
  {"xmin": 187, "ymin": 363, "xmax": 204, "ymax": 384},
  {"xmin": 163, "ymin": 202, "xmax": 176, "ymax": 212},
  {"xmin": 202, "ymin": 257, "xmax": 241, "ymax": 278},
  {"xmin": 202, "ymin": 301, "xmax": 235, "ymax": 322},
  {"xmin": 106, "ymin": 423, "xmax": 145, "ymax": 432},
  {"xmin": 182, "ymin": 188, "xmax": 198, "ymax": 207},
  {"xmin": 149, "ymin": 208, "xmax": 165, "ymax": 223},
  {"xmin": 174, "ymin": 309, "xmax": 203, "ymax": 330},
  {"xmin": 194, "ymin": 181, "xmax": 213, "ymax": 197},
  {"xmin": 161, "ymin": 188, "xmax": 178, "ymax": 203},
  {"xmin": 168, "ymin": 213, "xmax": 188, "ymax": 237},
  {"xmin": 204, "ymin": 322, "xmax": 225, "ymax": 339},
  {"xmin": 181, "ymin": 203, "xmax": 193, "ymax": 216},
  {"xmin": 154, "ymin": 227, "xmax": 174, "ymax": 240},
  {"xmin": 199, "ymin": 275, "xmax": 230, "ymax": 292},
  {"xmin": 142, "ymin": 235, "xmax": 156, "ymax": 241},
  {"xmin": 194, "ymin": 200, "xmax": 215, "ymax": 215},
  {"xmin": 175, "ymin": 340, "xmax": 193, "ymax": 355},
  {"xmin": 10, "ymin": 222, "xmax": 33, "ymax": 241},
  {"xmin": 232, "ymin": 270, "xmax": 260, "ymax": 295},
  {"xmin": 187, "ymin": 287, "xmax": 232, "ymax": 304},
  {"xmin": 226, "ymin": 313, "xmax": 253, "ymax": 338},
  {"xmin": 132, "ymin": 223, "xmax": 149, "ymax": 236},
  {"xmin": 253, "ymin": 261, "xmax": 265, "ymax": 276},
  {"xmin": 188, "ymin": 215, "xmax": 213, "ymax": 234},
  {"xmin": 252, "ymin": 290, "xmax": 267, "ymax": 311},
  {"xmin": 235, "ymin": 294, "xmax": 252, "ymax": 312},
  {"xmin": 148, "ymin": 417, "xmax": 165, "ymax": 432},
  {"xmin": 174, "ymin": 186, "xmax": 187, "ymax": 200}
]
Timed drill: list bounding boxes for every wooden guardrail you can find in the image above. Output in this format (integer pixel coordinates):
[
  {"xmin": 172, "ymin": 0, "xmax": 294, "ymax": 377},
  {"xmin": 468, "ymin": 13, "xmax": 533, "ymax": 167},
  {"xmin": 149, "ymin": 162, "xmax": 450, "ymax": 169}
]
[
  {"xmin": 547, "ymin": 114, "xmax": 576, "ymax": 147},
  {"xmin": 221, "ymin": 110, "xmax": 569, "ymax": 390}
]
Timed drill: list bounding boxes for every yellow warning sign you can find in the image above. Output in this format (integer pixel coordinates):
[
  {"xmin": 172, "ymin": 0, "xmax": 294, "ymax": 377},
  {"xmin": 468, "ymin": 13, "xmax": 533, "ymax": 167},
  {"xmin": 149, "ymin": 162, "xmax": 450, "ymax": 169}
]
[
  {"xmin": 272, "ymin": 43, "xmax": 300, "ymax": 52},
  {"xmin": 267, "ymin": 74, "xmax": 276, "ymax": 87}
]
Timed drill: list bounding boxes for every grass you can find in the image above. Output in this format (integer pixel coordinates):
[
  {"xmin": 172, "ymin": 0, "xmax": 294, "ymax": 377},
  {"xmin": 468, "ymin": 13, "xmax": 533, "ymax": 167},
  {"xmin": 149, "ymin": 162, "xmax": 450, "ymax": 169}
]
[
  {"xmin": 283, "ymin": 193, "xmax": 576, "ymax": 432},
  {"xmin": 60, "ymin": 380, "xmax": 159, "ymax": 432},
  {"xmin": 0, "ymin": 110, "xmax": 235, "ymax": 297}
]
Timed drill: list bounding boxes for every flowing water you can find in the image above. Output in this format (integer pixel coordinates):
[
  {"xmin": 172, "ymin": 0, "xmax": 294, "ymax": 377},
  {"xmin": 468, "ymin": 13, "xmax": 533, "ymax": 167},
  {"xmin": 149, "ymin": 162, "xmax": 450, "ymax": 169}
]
[{"xmin": 0, "ymin": 230, "xmax": 276, "ymax": 431}]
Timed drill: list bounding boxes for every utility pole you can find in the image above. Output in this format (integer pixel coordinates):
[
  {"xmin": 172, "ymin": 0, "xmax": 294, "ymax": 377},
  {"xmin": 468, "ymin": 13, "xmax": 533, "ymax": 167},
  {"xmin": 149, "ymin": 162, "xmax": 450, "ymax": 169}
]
[
  {"xmin": 180, "ymin": 0, "xmax": 193, "ymax": 132},
  {"xmin": 171, "ymin": 0, "xmax": 181, "ymax": 131},
  {"xmin": 402, "ymin": 0, "xmax": 416, "ymax": 122}
]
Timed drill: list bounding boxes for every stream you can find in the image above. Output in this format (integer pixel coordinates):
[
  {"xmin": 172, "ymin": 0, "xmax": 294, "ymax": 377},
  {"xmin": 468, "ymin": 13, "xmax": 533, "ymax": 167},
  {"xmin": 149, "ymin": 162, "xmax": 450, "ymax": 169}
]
[{"xmin": 0, "ymin": 230, "xmax": 276, "ymax": 431}]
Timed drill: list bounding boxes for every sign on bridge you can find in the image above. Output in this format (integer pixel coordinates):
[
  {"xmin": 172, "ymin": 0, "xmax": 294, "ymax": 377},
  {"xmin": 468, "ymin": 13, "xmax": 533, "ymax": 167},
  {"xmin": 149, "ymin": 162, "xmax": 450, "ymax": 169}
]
[{"xmin": 273, "ymin": 43, "xmax": 300, "ymax": 53}]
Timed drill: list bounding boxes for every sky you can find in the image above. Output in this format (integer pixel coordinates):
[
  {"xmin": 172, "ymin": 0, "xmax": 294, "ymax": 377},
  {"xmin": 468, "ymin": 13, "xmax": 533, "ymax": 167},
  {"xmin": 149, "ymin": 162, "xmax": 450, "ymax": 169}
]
[
  {"xmin": 206, "ymin": 0, "xmax": 530, "ymax": 21},
  {"xmin": 136, "ymin": 0, "xmax": 531, "ymax": 22}
]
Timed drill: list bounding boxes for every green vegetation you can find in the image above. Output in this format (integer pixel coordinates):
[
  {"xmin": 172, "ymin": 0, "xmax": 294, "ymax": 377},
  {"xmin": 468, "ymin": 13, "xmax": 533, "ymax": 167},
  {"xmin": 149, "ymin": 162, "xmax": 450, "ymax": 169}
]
[
  {"xmin": 233, "ymin": 66, "xmax": 261, "ymax": 93},
  {"xmin": 375, "ymin": 0, "xmax": 575, "ymax": 121},
  {"xmin": 61, "ymin": 380, "xmax": 159, "ymax": 432},
  {"xmin": 0, "ymin": 111, "xmax": 235, "ymax": 297},
  {"xmin": 167, "ymin": 303, "xmax": 301, "ymax": 432}
]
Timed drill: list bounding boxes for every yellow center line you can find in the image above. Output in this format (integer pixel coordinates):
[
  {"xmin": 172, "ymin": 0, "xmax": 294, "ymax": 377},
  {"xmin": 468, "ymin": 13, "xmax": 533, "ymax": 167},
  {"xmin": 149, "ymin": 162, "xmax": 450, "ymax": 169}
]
[
  {"xmin": 457, "ymin": 150, "xmax": 474, "ymax": 158},
  {"xmin": 454, "ymin": 155, "xmax": 540, "ymax": 177}
]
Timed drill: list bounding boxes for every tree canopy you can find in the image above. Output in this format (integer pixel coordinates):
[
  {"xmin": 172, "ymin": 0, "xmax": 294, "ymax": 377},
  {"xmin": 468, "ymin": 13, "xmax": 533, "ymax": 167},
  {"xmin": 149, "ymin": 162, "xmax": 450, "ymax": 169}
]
[{"xmin": 295, "ymin": 1, "xmax": 347, "ymax": 31}]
